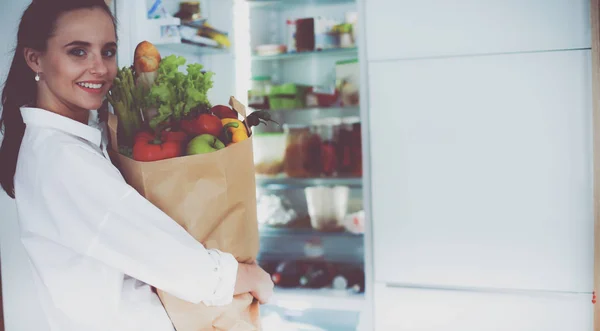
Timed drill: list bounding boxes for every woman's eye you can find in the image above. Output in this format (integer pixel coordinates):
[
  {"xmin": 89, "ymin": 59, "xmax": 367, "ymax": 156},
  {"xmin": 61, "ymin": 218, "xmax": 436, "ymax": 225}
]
[
  {"xmin": 103, "ymin": 49, "xmax": 116, "ymax": 58},
  {"xmin": 69, "ymin": 48, "xmax": 86, "ymax": 57}
]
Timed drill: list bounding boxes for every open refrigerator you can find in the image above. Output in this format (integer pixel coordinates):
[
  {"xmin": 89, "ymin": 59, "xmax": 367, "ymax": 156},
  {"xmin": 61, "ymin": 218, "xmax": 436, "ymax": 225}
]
[{"xmin": 113, "ymin": 0, "xmax": 366, "ymax": 330}]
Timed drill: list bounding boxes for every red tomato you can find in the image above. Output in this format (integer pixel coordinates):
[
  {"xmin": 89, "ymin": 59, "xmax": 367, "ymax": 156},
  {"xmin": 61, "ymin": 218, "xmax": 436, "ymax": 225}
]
[{"xmin": 132, "ymin": 131, "xmax": 182, "ymax": 162}]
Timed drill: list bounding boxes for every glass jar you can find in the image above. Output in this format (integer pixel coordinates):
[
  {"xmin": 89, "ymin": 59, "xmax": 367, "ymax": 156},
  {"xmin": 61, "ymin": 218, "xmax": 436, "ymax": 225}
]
[
  {"xmin": 314, "ymin": 117, "xmax": 342, "ymax": 177},
  {"xmin": 174, "ymin": 2, "xmax": 201, "ymax": 23},
  {"xmin": 337, "ymin": 116, "xmax": 360, "ymax": 176},
  {"xmin": 349, "ymin": 118, "xmax": 362, "ymax": 176},
  {"xmin": 305, "ymin": 126, "xmax": 323, "ymax": 177},
  {"xmin": 248, "ymin": 76, "xmax": 272, "ymax": 110},
  {"xmin": 283, "ymin": 124, "xmax": 311, "ymax": 178}
]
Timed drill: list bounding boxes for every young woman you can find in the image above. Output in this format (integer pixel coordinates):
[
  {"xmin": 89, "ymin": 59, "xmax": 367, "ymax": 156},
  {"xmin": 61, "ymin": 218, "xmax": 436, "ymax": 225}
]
[{"xmin": 0, "ymin": 1, "xmax": 273, "ymax": 330}]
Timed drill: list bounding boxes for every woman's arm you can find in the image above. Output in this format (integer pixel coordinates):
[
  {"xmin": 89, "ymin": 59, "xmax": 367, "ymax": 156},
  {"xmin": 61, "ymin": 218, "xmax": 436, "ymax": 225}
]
[
  {"xmin": 37, "ymin": 142, "xmax": 239, "ymax": 305},
  {"xmin": 235, "ymin": 262, "xmax": 274, "ymax": 304}
]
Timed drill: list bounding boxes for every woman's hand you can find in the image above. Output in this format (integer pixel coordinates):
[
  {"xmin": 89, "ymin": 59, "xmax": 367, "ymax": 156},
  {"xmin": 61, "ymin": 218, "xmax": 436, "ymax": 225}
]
[{"xmin": 234, "ymin": 262, "xmax": 274, "ymax": 304}]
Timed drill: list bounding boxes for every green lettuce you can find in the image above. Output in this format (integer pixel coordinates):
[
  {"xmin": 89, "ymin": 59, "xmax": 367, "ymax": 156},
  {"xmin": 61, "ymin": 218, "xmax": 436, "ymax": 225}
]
[{"xmin": 147, "ymin": 55, "xmax": 214, "ymax": 129}]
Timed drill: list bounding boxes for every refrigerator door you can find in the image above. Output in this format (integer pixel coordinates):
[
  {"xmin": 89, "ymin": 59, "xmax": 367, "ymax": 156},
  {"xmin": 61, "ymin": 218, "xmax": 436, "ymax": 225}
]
[
  {"xmin": 364, "ymin": 0, "xmax": 590, "ymax": 61},
  {"xmin": 368, "ymin": 49, "xmax": 593, "ymax": 292}
]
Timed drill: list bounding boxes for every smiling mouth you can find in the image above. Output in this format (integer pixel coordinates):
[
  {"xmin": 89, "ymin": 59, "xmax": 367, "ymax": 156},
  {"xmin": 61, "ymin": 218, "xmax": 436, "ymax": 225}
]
[{"xmin": 76, "ymin": 82, "xmax": 105, "ymax": 90}]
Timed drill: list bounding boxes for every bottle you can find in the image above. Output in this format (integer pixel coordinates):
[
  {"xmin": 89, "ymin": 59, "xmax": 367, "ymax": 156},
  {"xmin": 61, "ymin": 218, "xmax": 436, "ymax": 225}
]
[
  {"xmin": 299, "ymin": 262, "xmax": 335, "ymax": 289},
  {"xmin": 346, "ymin": 267, "xmax": 365, "ymax": 293},
  {"xmin": 331, "ymin": 266, "xmax": 365, "ymax": 293},
  {"xmin": 271, "ymin": 260, "xmax": 305, "ymax": 288},
  {"xmin": 286, "ymin": 19, "xmax": 297, "ymax": 53}
]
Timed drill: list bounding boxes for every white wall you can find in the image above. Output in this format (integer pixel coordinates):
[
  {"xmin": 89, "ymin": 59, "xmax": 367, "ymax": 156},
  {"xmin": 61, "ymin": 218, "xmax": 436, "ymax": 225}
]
[{"xmin": 0, "ymin": 2, "xmax": 50, "ymax": 331}]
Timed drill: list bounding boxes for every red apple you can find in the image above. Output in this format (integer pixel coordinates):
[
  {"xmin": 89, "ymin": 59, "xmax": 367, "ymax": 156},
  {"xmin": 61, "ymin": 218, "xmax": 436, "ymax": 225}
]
[
  {"xmin": 211, "ymin": 105, "xmax": 239, "ymax": 119},
  {"xmin": 181, "ymin": 113, "xmax": 223, "ymax": 136}
]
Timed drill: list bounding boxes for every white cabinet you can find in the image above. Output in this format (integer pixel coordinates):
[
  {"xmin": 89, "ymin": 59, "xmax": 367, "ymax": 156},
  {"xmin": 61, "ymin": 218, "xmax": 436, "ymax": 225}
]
[
  {"xmin": 368, "ymin": 49, "xmax": 594, "ymax": 292},
  {"xmin": 373, "ymin": 283, "xmax": 593, "ymax": 331},
  {"xmin": 364, "ymin": 0, "xmax": 590, "ymax": 61}
]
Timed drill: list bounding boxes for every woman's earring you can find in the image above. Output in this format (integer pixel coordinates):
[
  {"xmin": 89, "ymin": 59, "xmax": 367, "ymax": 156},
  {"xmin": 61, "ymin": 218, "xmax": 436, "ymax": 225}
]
[{"xmin": 35, "ymin": 72, "xmax": 40, "ymax": 82}]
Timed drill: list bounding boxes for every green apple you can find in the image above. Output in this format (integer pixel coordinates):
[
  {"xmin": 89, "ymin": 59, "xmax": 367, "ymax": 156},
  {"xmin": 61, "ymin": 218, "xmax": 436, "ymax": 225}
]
[{"xmin": 186, "ymin": 134, "xmax": 226, "ymax": 155}]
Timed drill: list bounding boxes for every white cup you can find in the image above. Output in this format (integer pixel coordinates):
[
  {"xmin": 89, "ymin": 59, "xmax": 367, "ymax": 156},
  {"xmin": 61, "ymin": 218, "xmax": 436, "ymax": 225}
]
[{"xmin": 305, "ymin": 185, "xmax": 350, "ymax": 231}]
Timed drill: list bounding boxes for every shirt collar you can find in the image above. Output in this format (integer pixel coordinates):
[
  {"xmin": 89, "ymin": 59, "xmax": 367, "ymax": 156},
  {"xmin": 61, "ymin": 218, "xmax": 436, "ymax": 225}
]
[{"xmin": 20, "ymin": 107, "xmax": 102, "ymax": 148}]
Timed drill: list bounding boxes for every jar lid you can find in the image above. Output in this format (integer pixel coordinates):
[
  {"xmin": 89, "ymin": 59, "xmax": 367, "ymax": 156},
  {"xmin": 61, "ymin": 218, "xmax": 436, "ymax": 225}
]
[
  {"xmin": 283, "ymin": 123, "xmax": 310, "ymax": 130},
  {"xmin": 252, "ymin": 76, "xmax": 271, "ymax": 81},
  {"xmin": 313, "ymin": 117, "xmax": 342, "ymax": 126},
  {"xmin": 342, "ymin": 116, "xmax": 361, "ymax": 124},
  {"xmin": 336, "ymin": 58, "xmax": 359, "ymax": 66}
]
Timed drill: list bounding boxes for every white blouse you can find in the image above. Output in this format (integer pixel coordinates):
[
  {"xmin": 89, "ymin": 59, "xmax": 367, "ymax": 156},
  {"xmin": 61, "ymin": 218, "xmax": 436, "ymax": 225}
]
[{"xmin": 14, "ymin": 107, "xmax": 238, "ymax": 331}]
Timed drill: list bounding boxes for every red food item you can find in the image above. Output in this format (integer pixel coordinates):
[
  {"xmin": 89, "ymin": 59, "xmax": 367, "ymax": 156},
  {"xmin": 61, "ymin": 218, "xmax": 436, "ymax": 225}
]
[
  {"xmin": 180, "ymin": 113, "xmax": 224, "ymax": 136},
  {"xmin": 210, "ymin": 105, "xmax": 239, "ymax": 120},
  {"xmin": 163, "ymin": 130, "xmax": 188, "ymax": 145},
  {"xmin": 304, "ymin": 133, "xmax": 322, "ymax": 176},
  {"xmin": 132, "ymin": 131, "xmax": 183, "ymax": 162},
  {"xmin": 321, "ymin": 141, "xmax": 338, "ymax": 176},
  {"xmin": 337, "ymin": 128, "xmax": 353, "ymax": 175}
]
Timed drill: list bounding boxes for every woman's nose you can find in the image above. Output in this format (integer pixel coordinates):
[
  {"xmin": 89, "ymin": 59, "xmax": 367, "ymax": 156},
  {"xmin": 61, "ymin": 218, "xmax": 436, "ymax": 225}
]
[{"xmin": 89, "ymin": 54, "xmax": 108, "ymax": 76}]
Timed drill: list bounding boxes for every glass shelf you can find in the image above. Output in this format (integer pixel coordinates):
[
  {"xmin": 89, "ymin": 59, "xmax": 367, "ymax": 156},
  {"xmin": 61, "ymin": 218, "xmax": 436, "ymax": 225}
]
[
  {"xmin": 248, "ymin": 0, "xmax": 356, "ymax": 8},
  {"xmin": 156, "ymin": 39, "xmax": 229, "ymax": 56},
  {"xmin": 259, "ymin": 106, "xmax": 360, "ymax": 124},
  {"xmin": 258, "ymin": 225, "xmax": 364, "ymax": 264},
  {"xmin": 256, "ymin": 176, "xmax": 362, "ymax": 190},
  {"xmin": 260, "ymin": 225, "xmax": 362, "ymax": 238},
  {"xmin": 252, "ymin": 47, "xmax": 358, "ymax": 61}
]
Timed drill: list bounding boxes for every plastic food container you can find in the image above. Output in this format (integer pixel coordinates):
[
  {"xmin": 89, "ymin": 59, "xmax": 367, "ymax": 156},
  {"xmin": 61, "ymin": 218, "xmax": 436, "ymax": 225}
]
[
  {"xmin": 304, "ymin": 185, "xmax": 350, "ymax": 231},
  {"xmin": 283, "ymin": 124, "xmax": 311, "ymax": 178},
  {"xmin": 268, "ymin": 83, "xmax": 309, "ymax": 110},
  {"xmin": 253, "ymin": 132, "xmax": 287, "ymax": 176},
  {"xmin": 336, "ymin": 59, "xmax": 360, "ymax": 107},
  {"xmin": 255, "ymin": 44, "xmax": 287, "ymax": 56},
  {"xmin": 249, "ymin": 76, "xmax": 272, "ymax": 110}
]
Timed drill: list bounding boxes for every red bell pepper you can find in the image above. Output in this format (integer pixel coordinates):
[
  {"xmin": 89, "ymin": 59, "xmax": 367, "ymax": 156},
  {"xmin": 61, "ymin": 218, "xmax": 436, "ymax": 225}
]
[{"xmin": 132, "ymin": 131, "xmax": 183, "ymax": 162}]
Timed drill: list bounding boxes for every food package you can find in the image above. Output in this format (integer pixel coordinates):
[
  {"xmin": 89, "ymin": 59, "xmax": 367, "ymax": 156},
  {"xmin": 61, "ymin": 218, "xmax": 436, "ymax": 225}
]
[
  {"xmin": 253, "ymin": 132, "xmax": 286, "ymax": 176},
  {"xmin": 256, "ymin": 193, "xmax": 298, "ymax": 227},
  {"xmin": 107, "ymin": 97, "xmax": 261, "ymax": 331},
  {"xmin": 304, "ymin": 185, "xmax": 349, "ymax": 231},
  {"xmin": 335, "ymin": 59, "xmax": 360, "ymax": 107}
]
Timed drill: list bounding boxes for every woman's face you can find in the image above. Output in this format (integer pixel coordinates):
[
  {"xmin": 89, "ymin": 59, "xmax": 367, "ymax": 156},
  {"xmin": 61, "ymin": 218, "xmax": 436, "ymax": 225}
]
[{"xmin": 35, "ymin": 7, "xmax": 117, "ymax": 114}]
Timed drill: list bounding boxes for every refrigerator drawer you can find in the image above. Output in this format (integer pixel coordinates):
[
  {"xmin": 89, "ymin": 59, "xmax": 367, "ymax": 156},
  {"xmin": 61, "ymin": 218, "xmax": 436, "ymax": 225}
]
[{"xmin": 373, "ymin": 283, "xmax": 592, "ymax": 331}]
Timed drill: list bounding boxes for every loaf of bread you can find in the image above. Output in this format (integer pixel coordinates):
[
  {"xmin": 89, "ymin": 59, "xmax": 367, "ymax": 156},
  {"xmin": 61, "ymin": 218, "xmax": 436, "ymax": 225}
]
[
  {"xmin": 134, "ymin": 41, "xmax": 161, "ymax": 73},
  {"xmin": 133, "ymin": 41, "xmax": 160, "ymax": 91}
]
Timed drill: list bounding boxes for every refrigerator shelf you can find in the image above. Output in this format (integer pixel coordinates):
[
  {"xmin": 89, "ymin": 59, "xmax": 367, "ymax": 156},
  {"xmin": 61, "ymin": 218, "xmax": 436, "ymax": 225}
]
[
  {"xmin": 256, "ymin": 176, "xmax": 363, "ymax": 190},
  {"xmin": 258, "ymin": 225, "xmax": 364, "ymax": 265},
  {"xmin": 258, "ymin": 106, "xmax": 360, "ymax": 124},
  {"xmin": 260, "ymin": 225, "xmax": 362, "ymax": 239},
  {"xmin": 156, "ymin": 39, "xmax": 229, "ymax": 56},
  {"xmin": 252, "ymin": 47, "xmax": 358, "ymax": 61}
]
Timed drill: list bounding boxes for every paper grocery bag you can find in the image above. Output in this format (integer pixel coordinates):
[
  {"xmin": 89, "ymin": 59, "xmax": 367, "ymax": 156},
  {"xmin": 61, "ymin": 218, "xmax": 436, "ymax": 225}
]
[{"xmin": 107, "ymin": 97, "xmax": 261, "ymax": 331}]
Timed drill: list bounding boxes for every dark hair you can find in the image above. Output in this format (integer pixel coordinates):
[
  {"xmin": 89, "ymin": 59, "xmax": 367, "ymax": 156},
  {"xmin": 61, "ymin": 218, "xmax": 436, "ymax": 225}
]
[{"xmin": 0, "ymin": 0, "xmax": 117, "ymax": 198}]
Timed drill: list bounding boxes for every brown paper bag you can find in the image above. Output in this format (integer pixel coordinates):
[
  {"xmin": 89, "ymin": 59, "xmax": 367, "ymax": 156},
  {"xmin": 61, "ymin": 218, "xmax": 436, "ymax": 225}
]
[{"xmin": 107, "ymin": 96, "xmax": 261, "ymax": 331}]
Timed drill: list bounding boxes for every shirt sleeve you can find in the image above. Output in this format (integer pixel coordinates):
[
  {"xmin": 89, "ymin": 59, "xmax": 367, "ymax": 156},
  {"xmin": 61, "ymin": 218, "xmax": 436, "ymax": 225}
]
[{"xmin": 38, "ymin": 143, "xmax": 238, "ymax": 306}]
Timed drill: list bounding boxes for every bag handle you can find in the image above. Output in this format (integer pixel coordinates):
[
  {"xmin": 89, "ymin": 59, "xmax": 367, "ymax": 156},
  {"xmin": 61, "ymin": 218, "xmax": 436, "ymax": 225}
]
[
  {"xmin": 229, "ymin": 96, "xmax": 248, "ymax": 118},
  {"xmin": 229, "ymin": 96, "xmax": 254, "ymax": 137}
]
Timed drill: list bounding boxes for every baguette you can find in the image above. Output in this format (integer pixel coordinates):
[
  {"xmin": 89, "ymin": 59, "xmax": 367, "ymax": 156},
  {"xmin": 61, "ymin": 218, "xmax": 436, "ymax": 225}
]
[{"xmin": 134, "ymin": 41, "xmax": 161, "ymax": 73}]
